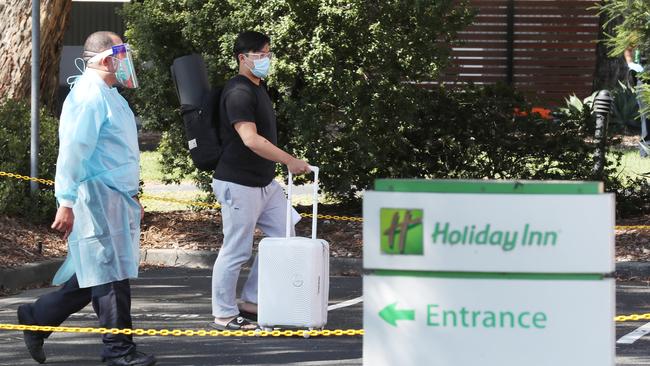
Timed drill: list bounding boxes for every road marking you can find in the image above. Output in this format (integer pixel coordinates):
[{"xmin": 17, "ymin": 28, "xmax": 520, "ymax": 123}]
[
  {"xmin": 69, "ymin": 313, "xmax": 201, "ymax": 319},
  {"xmin": 617, "ymin": 322, "xmax": 650, "ymax": 344},
  {"xmin": 328, "ymin": 296, "xmax": 363, "ymax": 311},
  {"xmin": 62, "ymin": 298, "xmax": 364, "ymax": 320}
]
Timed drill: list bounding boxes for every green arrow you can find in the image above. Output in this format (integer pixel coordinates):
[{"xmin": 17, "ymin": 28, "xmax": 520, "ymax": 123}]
[{"xmin": 379, "ymin": 302, "xmax": 415, "ymax": 327}]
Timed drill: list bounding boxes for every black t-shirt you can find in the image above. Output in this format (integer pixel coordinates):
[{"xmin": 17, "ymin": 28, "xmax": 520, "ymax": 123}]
[{"xmin": 213, "ymin": 75, "xmax": 277, "ymax": 187}]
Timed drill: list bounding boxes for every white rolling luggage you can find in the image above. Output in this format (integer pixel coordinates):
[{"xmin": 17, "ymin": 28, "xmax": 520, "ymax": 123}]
[{"xmin": 258, "ymin": 166, "xmax": 330, "ymax": 330}]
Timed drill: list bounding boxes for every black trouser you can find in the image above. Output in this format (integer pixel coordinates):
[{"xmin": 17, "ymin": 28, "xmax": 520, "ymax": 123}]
[{"xmin": 26, "ymin": 274, "xmax": 135, "ymax": 359}]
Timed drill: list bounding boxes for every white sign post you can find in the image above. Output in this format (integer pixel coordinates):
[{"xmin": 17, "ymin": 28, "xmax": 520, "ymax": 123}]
[{"xmin": 363, "ymin": 180, "xmax": 615, "ymax": 366}]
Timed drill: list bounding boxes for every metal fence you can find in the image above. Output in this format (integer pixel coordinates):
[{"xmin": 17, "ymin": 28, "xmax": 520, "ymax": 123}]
[{"xmin": 441, "ymin": 0, "xmax": 600, "ymax": 106}]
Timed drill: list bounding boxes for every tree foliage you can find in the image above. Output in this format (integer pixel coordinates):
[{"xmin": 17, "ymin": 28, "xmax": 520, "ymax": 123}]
[
  {"xmin": 122, "ymin": 0, "xmax": 474, "ymax": 198},
  {"xmin": 599, "ymin": 0, "xmax": 650, "ymax": 110},
  {"xmin": 123, "ymin": 1, "xmax": 627, "ymax": 209},
  {"xmin": 0, "ymin": 0, "xmax": 72, "ymax": 112},
  {"xmin": 0, "ymin": 100, "xmax": 59, "ymax": 223}
]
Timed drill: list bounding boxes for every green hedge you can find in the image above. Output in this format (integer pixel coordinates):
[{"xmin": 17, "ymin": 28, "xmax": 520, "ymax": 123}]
[
  {"xmin": 121, "ymin": 1, "xmax": 642, "ymax": 216},
  {"xmin": 121, "ymin": 0, "xmax": 474, "ymax": 195},
  {"xmin": 599, "ymin": 0, "xmax": 650, "ymax": 111},
  {"xmin": 0, "ymin": 99, "xmax": 59, "ymax": 223}
]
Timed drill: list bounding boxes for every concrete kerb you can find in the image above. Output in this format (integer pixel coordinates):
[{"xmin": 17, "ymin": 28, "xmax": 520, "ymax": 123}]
[
  {"xmin": 9, "ymin": 255, "xmax": 650, "ymax": 293},
  {"xmin": 140, "ymin": 248, "xmax": 363, "ymax": 275},
  {"xmin": 614, "ymin": 261, "xmax": 650, "ymax": 278},
  {"xmin": 0, "ymin": 249, "xmax": 363, "ymax": 293},
  {"xmin": 0, "ymin": 259, "xmax": 64, "ymax": 293}
]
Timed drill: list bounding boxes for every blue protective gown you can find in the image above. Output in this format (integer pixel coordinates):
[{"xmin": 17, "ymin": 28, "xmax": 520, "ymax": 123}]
[{"xmin": 52, "ymin": 69, "xmax": 141, "ymax": 288}]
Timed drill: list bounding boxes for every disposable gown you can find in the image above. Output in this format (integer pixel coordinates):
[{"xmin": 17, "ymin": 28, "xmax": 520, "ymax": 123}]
[{"xmin": 52, "ymin": 69, "xmax": 141, "ymax": 288}]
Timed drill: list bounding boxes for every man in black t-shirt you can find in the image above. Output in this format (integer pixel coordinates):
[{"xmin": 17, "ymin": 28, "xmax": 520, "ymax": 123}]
[{"xmin": 210, "ymin": 31, "xmax": 311, "ymax": 330}]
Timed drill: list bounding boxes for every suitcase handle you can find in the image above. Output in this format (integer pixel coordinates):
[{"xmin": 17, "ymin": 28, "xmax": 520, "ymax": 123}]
[{"xmin": 286, "ymin": 166, "xmax": 319, "ymax": 239}]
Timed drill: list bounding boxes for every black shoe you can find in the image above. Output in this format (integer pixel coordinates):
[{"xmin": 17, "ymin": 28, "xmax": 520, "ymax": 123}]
[
  {"xmin": 105, "ymin": 351, "xmax": 156, "ymax": 366},
  {"xmin": 17, "ymin": 304, "xmax": 46, "ymax": 364}
]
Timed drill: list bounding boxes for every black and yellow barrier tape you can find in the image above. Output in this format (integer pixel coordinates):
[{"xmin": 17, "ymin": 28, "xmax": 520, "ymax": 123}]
[
  {"xmin": 0, "ymin": 324, "xmax": 363, "ymax": 337},
  {"xmin": 0, "ymin": 312, "xmax": 645, "ymax": 338},
  {"xmin": 615, "ymin": 313, "xmax": 650, "ymax": 322},
  {"xmin": 0, "ymin": 171, "xmax": 364, "ymax": 222},
  {"xmin": 5, "ymin": 171, "xmax": 650, "ymax": 227}
]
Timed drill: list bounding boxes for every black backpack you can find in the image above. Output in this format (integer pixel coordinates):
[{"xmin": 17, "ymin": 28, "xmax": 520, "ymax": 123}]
[
  {"xmin": 179, "ymin": 88, "xmax": 222, "ymax": 171},
  {"xmin": 171, "ymin": 54, "xmax": 222, "ymax": 172}
]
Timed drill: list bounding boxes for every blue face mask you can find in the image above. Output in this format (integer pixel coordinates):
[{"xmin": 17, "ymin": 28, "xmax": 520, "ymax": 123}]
[{"xmin": 248, "ymin": 56, "xmax": 271, "ymax": 79}]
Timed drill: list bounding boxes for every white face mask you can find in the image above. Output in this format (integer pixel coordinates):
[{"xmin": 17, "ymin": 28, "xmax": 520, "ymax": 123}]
[
  {"xmin": 66, "ymin": 48, "xmax": 116, "ymax": 89},
  {"xmin": 244, "ymin": 52, "xmax": 273, "ymax": 79},
  {"xmin": 66, "ymin": 58, "xmax": 88, "ymax": 89}
]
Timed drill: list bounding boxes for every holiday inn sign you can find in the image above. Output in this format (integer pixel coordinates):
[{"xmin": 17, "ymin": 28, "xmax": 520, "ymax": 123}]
[
  {"xmin": 365, "ymin": 182, "xmax": 614, "ymax": 274},
  {"xmin": 382, "ymin": 210, "xmax": 562, "ymax": 255}
]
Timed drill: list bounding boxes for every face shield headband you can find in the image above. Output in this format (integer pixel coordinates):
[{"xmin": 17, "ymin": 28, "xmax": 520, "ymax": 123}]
[{"xmin": 87, "ymin": 43, "xmax": 139, "ymax": 89}]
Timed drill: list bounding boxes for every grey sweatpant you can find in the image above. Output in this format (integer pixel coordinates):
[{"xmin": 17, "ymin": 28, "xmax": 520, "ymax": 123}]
[{"xmin": 211, "ymin": 179, "xmax": 294, "ymax": 318}]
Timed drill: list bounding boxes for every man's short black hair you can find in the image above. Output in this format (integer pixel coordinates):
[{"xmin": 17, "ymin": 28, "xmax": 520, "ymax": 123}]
[
  {"xmin": 82, "ymin": 31, "xmax": 120, "ymax": 62},
  {"xmin": 233, "ymin": 31, "xmax": 271, "ymax": 64}
]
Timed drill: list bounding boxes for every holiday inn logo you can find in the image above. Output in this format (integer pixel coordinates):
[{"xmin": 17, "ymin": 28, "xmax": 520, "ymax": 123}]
[
  {"xmin": 380, "ymin": 208, "xmax": 424, "ymax": 255},
  {"xmin": 379, "ymin": 208, "xmax": 560, "ymax": 255},
  {"xmin": 431, "ymin": 222, "xmax": 560, "ymax": 252}
]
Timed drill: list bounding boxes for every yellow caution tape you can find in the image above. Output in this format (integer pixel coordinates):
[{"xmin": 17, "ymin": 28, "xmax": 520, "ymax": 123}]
[
  {"xmin": 0, "ymin": 171, "xmax": 364, "ymax": 222},
  {"xmin": 301, "ymin": 213, "xmax": 363, "ymax": 222},
  {"xmin": 615, "ymin": 313, "xmax": 650, "ymax": 322},
  {"xmin": 139, "ymin": 194, "xmax": 221, "ymax": 210},
  {"xmin": 0, "ymin": 171, "xmax": 55, "ymax": 186},
  {"xmin": 0, "ymin": 324, "xmax": 363, "ymax": 337},
  {"xmin": 1, "ymin": 312, "xmax": 647, "ymax": 338},
  {"xmin": 9, "ymin": 171, "xmax": 650, "ymax": 226},
  {"xmin": 615, "ymin": 225, "xmax": 650, "ymax": 231}
]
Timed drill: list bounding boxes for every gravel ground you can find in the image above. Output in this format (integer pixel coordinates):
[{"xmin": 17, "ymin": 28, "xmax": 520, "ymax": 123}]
[
  {"xmin": 2, "ymin": 209, "xmax": 650, "ymax": 268},
  {"xmin": 1, "ymin": 206, "xmax": 363, "ymax": 268}
]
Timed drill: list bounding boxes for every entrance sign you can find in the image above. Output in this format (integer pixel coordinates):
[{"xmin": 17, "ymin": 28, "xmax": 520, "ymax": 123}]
[{"xmin": 363, "ymin": 275, "xmax": 614, "ymax": 366}]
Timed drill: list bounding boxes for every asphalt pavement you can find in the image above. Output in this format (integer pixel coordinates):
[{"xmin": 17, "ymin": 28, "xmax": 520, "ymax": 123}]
[
  {"xmin": 3, "ymin": 268, "xmax": 650, "ymax": 365},
  {"xmin": 0, "ymin": 268, "xmax": 362, "ymax": 366},
  {"xmin": 615, "ymin": 281, "xmax": 650, "ymax": 366}
]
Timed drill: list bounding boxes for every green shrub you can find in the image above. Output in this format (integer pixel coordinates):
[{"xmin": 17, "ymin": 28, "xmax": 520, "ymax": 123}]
[
  {"xmin": 286, "ymin": 81, "xmax": 613, "ymax": 201},
  {"xmin": 123, "ymin": 0, "xmax": 636, "ymax": 213},
  {"xmin": 611, "ymin": 82, "xmax": 641, "ymax": 131},
  {"xmin": 121, "ymin": 0, "xmax": 474, "ymax": 196},
  {"xmin": 0, "ymin": 99, "xmax": 59, "ymax": 223},
  {"xmin": 599, "ymin": 0, "xmax": 650, "ymax": 113},
  {"xmin": 560, "ymin": 84, "xmax": 640, "ymax": 133},
  {"xmin": 609, "ymin": 176, "xmax": 650, "ymax": 217}
]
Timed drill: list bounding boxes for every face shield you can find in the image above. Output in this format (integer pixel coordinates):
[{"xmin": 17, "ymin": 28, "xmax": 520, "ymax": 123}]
[{"xmin": 87, "ymin": 43, "xmax": 139, "ymax": 89}]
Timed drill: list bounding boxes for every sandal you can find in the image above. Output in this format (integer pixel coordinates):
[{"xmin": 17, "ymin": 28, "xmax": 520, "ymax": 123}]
[
  {"xmin": 238, "ymin": 310, "xmax": 258, "ymax": 322},
  {"xmin": 210, "ymin": 316, "xmax": 258, "ymax": 331},
  {"xmin": 238, "ymin": 302, "xmax": 258, "ymax": 321}
]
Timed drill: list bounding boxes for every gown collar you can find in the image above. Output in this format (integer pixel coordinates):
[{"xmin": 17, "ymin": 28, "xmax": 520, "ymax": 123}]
[{"xmin": 84, "ymin": 68, "xmax": 113, "ymax": 90}]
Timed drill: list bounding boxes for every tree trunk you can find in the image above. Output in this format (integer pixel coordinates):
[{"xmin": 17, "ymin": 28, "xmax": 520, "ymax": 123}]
[
  {"xmin": 593, "ymin": 3, "xmax": 628, "ymax": 91},
  {"xmin": 0, "ymin": 0, "xmax": 72, "ymax": 110}
]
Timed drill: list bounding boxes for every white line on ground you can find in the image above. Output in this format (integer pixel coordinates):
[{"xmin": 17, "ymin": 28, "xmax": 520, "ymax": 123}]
[
  {"xmin": 328, "ymin": 297, "xmax": 363, "ymax": 311},
  {"xmin": 69, "ymin": 313, "xmax": 201, "ymax": 319},
  {"xmin": 65, "ymin": 297, "xmax": 364, "ymax": 320},
  {"xmin": 617, "ymin": 322, "xmax": 650, "ymax": 344}
]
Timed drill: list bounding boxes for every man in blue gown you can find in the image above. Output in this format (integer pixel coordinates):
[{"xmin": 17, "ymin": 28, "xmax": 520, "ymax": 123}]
[{"xmin": 16, "ymin": 31, "xmax": 156, "ymax": 366}]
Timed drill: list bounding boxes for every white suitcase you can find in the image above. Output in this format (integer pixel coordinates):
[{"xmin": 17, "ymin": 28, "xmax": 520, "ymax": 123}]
[{"xmin": 258, "ymin": 166, "xmax": 330, "ymax": 330}]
